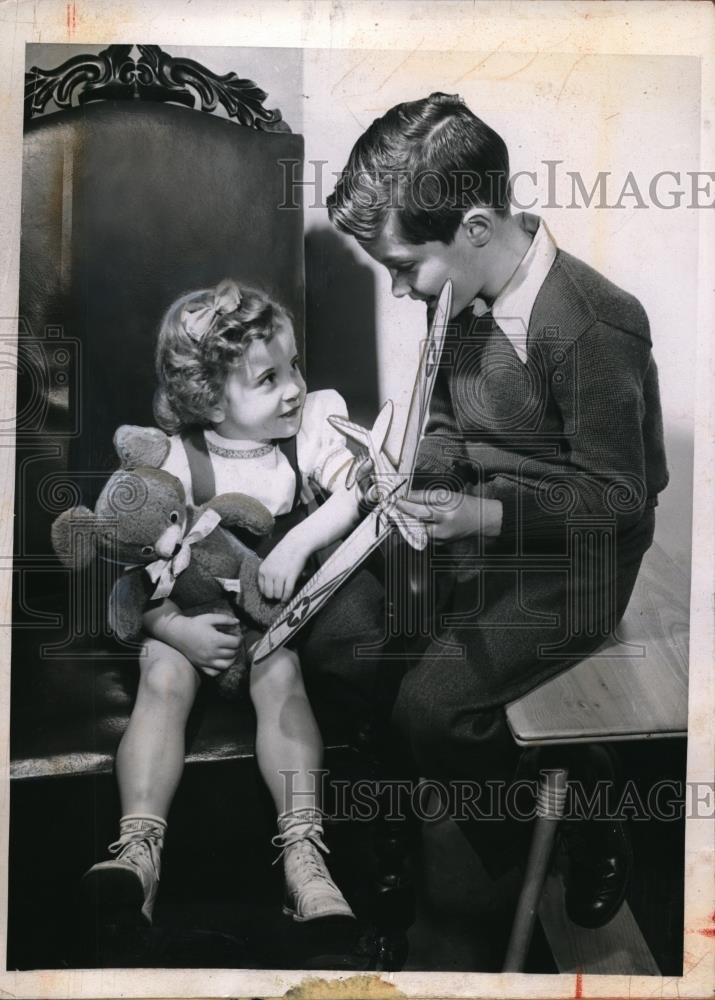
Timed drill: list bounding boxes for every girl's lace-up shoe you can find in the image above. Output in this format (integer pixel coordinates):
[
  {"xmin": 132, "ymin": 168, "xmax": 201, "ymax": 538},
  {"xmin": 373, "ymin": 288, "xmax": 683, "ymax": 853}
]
[
  {"xmin": 83, "ymin": 814, "xmax": 166, "ymax": 925},
  {"xmin": 273, "ymin": 808, "xmax": 355, "ymax": 922}
]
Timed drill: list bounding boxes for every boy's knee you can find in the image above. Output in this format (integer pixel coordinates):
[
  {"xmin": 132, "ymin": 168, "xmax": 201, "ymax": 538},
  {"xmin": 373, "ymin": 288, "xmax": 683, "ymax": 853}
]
[
  {"xmin": 393, "ymin": 664, "xmax": 518, "ymax": 782},
  {"xmin": 393, "ymin": 665, "xmax": 502, "ymax": 760},
  {"xmin": 140, "ymin": 641, "xmax": 198, "ymax": 703},
  {"xmin": 393, "ymin": 667, "xmax": 455, "ymax": 762}
]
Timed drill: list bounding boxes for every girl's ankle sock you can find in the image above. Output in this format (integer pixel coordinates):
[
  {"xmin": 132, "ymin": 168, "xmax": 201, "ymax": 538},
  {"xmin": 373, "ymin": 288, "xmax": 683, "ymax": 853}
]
[{"xmin": 119, "ymin": 813, "xmax": 167, "ymax": 833}]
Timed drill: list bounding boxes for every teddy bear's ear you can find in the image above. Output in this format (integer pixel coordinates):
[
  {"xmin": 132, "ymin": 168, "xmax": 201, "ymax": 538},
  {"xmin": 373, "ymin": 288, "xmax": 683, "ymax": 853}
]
[
  {"xmin": 50, "ymin": 507, "xmax": 99, "ymax": 569},
  {"xmin": 114, "ymin": 425, "xmax": 170, "ymax": 470}
]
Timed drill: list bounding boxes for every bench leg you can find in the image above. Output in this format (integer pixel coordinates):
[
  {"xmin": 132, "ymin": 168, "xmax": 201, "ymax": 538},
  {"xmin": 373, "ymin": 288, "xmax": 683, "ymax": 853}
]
[{"xmin": 503, "ymin": 768, "xmax": 568, "ymax": 972}]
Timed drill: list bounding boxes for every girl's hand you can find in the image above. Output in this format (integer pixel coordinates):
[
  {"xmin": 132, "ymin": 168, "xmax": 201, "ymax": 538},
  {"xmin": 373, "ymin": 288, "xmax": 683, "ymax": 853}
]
[
  {"xmin": 169, "ymin": 612, "xmax": 242, "ymax": 675},
  {"xmin": 395, "ymin": 490, "xmax": 503, "ymax": 542},
  {"xmin": 258, "ymin": 539, "xmax": 309, "ymax": 602}
]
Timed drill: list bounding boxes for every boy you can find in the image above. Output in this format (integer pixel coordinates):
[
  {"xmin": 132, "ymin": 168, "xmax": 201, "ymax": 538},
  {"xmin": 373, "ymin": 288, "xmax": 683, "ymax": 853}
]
[{"xmin": 323, "ymin": 92, "xmax": 669, "ymax": 928}]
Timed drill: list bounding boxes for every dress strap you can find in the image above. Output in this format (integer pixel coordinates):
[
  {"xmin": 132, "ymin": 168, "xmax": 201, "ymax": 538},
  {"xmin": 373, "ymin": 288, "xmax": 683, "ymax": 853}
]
[
  {"xmin": 182, "ymin": 428, "xmax": 302, "ymax": 512},
  {"xmin": 277, "ymin": 436, "xmax": 303, "ymax": 511},
  {"xmin": 180, "ymin": 428, "xmax": 216, "ymax": 506}
]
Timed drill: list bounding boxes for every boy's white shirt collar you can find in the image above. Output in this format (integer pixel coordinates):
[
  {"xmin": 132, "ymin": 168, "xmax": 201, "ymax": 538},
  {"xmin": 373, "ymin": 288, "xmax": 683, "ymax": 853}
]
[{"xmin": 471, "ymin": 213, "xmax": 557, "ymax": 363}]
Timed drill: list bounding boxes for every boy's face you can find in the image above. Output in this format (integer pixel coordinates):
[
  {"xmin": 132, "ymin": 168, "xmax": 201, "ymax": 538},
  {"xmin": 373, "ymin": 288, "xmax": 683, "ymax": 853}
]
[{"xmin": 362, "ymin": 211, "xmax": 483, "ymax": 318}]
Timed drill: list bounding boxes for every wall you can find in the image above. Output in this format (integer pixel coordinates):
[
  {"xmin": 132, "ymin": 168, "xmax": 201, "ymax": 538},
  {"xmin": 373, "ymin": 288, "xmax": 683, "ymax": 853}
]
[
  {"xmin": 300, "ymin": 47, "xmax": 699, "ymax": 573},
  {"xmin": 24, "ymin": 42, "xmax": 698, "ymax": 571}
]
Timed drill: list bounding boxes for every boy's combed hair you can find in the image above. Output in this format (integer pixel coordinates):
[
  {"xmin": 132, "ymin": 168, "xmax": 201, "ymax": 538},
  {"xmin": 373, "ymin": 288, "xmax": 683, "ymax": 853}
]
[
  {"xmin": 154, "ymin": 279, "xmax": 290, "ymax": 434},
  {"xmin": 327, "ymin": 92, "xmax": 510, "ymax": 246}
]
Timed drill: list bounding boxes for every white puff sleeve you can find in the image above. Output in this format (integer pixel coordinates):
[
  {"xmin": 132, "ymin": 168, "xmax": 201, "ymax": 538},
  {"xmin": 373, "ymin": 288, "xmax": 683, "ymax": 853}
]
[{"xmin": 298, "ymin": 390, "xmax": 355, "ymax": 494}]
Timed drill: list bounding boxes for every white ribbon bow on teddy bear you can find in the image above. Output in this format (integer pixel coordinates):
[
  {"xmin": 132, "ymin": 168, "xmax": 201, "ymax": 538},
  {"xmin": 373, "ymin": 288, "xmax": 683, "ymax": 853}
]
[{"xmin": 144, "ymin": 507, "xmax": 222, "ymax": 600}]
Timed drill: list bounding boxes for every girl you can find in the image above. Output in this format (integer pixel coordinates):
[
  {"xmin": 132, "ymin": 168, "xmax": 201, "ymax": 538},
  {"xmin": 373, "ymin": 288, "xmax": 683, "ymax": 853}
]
[{"xmin": 85, "ymin": 279, "xmax": 362, "ymax": 925}]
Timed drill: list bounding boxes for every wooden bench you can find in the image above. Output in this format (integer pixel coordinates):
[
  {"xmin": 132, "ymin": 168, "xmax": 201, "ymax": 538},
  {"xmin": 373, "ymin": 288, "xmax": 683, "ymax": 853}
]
[{"xmin": 503, "ymin": 540, "xmax": 689, "ymax": 973}]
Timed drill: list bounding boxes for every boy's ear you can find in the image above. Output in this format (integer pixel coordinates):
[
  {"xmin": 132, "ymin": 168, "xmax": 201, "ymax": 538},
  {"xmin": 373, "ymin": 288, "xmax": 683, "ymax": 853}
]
[{"xmin": 461, "ymin": 207, "xmax": 494, "ymax": 248}]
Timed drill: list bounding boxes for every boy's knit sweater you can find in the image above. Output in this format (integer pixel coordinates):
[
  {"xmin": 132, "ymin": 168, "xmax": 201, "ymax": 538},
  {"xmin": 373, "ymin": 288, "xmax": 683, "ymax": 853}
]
[{"xmin": 417, "ymin": 248, "xmax": 669, "ymax": 551}]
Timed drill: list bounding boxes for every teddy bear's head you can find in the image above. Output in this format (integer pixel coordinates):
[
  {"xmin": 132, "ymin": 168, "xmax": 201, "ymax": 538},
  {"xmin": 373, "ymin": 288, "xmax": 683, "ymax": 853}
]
[
  {"xmin": 52, "ymin": 424, "xmax": 194, "ymax": 569},
  {"xmin": 52, "ymin": 466, "xmax": 192, "ymax": 570}
]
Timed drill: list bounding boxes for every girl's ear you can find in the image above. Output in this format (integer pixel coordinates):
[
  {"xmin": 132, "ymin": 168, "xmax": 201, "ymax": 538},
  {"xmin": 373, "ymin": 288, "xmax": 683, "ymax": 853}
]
[
  {"xmin": 51, "ymin": 507, "xmax": 99, "ymax": 569},
  {"xmin": 461, "ymin": 207, "xmax": 494, "ymax": 248},
  {"xmin": 207, "ymin": 403, "xmax": 225, "ymax": 424}
]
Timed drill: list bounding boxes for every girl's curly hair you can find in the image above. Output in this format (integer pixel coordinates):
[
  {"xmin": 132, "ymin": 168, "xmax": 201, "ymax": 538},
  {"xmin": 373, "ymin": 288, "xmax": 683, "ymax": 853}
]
[{"xmin": 153, "ymin": 279, "xmax": 291, "ymax": 434}]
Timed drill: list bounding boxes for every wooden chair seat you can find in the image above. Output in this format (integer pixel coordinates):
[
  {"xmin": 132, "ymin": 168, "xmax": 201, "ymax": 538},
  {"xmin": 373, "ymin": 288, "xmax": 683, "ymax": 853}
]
[
  {"xmin": 503, "ymin": 540, "xmax": 689, "ymax": 973},
  {"xmin": 506, "ymin": 541, "xmax": 689, "ymax": 746}
]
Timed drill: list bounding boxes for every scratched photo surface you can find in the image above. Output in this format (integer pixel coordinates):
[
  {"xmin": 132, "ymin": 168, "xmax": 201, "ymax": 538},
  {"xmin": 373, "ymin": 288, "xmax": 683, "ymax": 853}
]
[{"xmin": 0, "ymin": 4, "xmax": 712, "ymax": 1000}]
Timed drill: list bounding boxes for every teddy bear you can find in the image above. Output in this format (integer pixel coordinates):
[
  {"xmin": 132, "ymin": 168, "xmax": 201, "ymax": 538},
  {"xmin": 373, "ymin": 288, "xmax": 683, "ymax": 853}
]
[{"xmin": 50, "ymin": 424, "xmax": 284, "ymax": 697}]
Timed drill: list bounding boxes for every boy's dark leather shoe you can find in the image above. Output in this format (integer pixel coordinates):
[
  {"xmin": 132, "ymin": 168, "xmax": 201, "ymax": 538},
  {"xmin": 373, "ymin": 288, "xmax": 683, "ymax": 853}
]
[{"xmin": 562, "ymin": 817, "xmax": 633, "ymax": 928}]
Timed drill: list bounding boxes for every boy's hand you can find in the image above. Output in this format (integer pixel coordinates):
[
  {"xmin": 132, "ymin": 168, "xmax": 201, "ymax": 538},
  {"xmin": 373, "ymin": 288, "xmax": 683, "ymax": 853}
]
[
  {"xmin": 395, "ymin": 490, "xmax": 503, "ymax": 542},
  {"xmin": 345, "ymin": 453, "xmax": 385, "ymax": 507},
  {"xmin": 169, "ymin": 613, "xmax": 242, "ymax": 675},
  {"xmin": 259, "ymin": 539, "xmax": 309, "ymax": 602}
]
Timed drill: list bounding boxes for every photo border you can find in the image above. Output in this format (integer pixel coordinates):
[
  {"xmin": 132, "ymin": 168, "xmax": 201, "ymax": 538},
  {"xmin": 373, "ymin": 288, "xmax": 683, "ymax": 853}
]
[{"xmin": 0, "ymin": 2, "xmax": 712, "ymax": 998}]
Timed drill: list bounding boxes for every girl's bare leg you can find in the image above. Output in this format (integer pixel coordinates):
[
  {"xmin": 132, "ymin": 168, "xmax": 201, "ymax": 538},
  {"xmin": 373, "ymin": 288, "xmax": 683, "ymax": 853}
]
[
  {"xmin": 249, "ymin": 646, "xmax": 323, "ymax": 813},
  {"xmin": 85, "ymin": 640, "xmax": 201, "ymax": 924},
  {"xmin": 249, "ymin": 647, "xmax": 354, "ymax": 920},
  {"xmin": 116, "ymin": 638, "xmax": 201, "ymax": 818}
]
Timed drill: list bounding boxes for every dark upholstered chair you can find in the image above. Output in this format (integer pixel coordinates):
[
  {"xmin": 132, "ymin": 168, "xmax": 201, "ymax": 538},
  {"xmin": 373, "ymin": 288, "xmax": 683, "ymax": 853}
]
[
  {"xmin": 10, "ymin": 45, "xmax": 410, "ymax": 971},
  {"xmin": 14, "ymin": 44, "xmax": 305, "ymax": 784}
]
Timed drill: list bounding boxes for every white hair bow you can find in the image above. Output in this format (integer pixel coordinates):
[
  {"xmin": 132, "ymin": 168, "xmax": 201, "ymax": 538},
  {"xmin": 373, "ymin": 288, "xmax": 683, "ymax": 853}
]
[{"xmin": 181, "ymin": 284, "xmax": 242, "ymax": 343}]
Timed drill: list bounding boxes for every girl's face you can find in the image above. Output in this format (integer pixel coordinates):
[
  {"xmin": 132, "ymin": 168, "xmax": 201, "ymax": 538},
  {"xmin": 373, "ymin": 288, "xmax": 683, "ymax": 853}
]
[{"xmin": 210, "ymin": 319, "xmax": 306, "ymax": 441}]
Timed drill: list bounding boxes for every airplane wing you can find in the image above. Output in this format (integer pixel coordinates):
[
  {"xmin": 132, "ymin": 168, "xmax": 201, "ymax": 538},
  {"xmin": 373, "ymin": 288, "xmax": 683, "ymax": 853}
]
[
  {"xmin": 385, "ymin": 502, "xmax": 428, "ymax": 550},
  {"xmin": 251, "ymin": 280, "xmax": 453, "ymax": 664},
  {"xmin": 330, "ymin": 400, "xmax": 394, "ymax": 491},
  {"xmin": 251, "ymin": 505, "xmax": 396, "ymax": 663},
  {"xmin": 398, "ymin": 280, "xmax": 452, "ymax": 477},
  {"xmin": 328, "ymin": 415, "xmax": 374, "ymax": 452}
]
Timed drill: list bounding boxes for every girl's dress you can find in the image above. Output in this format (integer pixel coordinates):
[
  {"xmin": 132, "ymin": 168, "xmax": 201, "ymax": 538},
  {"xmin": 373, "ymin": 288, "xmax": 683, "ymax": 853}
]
[
  {"xmin": 162, "ymin": 390, "xmax": 353, "ymax": 519},
  {"xmin": 161, "ymin": 389, "xmax": 354, "ymax": 635}
]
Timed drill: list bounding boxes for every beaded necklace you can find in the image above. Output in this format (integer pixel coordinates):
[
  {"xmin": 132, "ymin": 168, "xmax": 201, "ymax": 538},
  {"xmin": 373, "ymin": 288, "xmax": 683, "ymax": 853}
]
[{"xmin": 205, "ymin": 439, "xmax": 275, "ymax": 460}]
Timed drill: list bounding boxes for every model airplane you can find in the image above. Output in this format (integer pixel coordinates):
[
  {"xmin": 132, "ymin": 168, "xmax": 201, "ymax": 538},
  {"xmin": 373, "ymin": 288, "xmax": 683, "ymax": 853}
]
[
  {"xmin": 251, "ymin": 279, "xmax": 453, "ymax": 664},
  {"xmin": 329, "ymin": 398, "xmax": 429, "ymax": 552}
]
